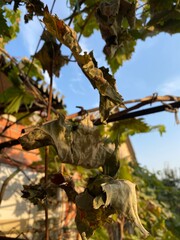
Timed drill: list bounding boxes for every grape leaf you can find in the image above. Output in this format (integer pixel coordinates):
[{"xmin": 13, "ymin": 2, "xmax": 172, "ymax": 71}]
[
  {"xmin": 75, "ymin": 174, "xmax": 149, "ymax": 239},
  {"xmin": 43, "ymin": 9, "xmax": 125, "ymax": 120},
  {"xmin": 0, "ymin": 86, "xmax": 34, "ymax": 113},
  {"xmin": 73, "ymin": 12, "xmax": 99, "ymax": 37},
  {"xmin": 105, "ymin": 118, "xmax": 165, "ymax": 145},
  {"xmin": 43, "ymin": 7, "xmax": 82, "ymax": 54},
  {"xmin": 0, "ymin": 8, "xmax": 10, "ymax": 37},
  {"xmin": 19, "ymin": 116, "xmax": 118, "ymax": 169},
  {"xmin": 95, "ymin": 0, "xmax": 136, "ymax": 61},
  {"xmin": 34, "ymin": 40, "xmax": 68, "ymax": 77},
  {"xmin": 106, "ymin": 35, "xmax": 136, "ymax": 74}
]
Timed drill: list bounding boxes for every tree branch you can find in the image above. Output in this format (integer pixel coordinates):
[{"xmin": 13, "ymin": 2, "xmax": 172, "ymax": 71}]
[
  {"xmin": 0, "ymin": 113, "xmax": 32, "ymax": 136},
  {"xmin": 0, "ymin": 96, "xmax": 179, "ymax": 151},
  {"xmin": 94, "ymin": 100, "xmax": 180, "ymax": 125},
  {"xmin": 0, "ymin": 139, "xmax": 19, "ymax": 151},
  {"xmin": 66, "ymin": 94, "xmax": 180, "ymax": 119}
]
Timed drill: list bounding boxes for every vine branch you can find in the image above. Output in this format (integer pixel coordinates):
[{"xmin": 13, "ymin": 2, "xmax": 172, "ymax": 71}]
[
  {"xmin": 66, "ymin": 94, "xmax": 180, "ymax": 119},
  {"xmin": 94, "ymin": 100, "xmax": 180, "ymax": 125},
  {"xmin": 0, "ymin": 95, "xmax": 179, "ymax": 151}
]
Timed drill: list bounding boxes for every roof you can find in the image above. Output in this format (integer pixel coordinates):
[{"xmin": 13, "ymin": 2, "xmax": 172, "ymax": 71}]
[{"xmin": 0, "ymin": 53, "xmax": 65, "ymax": 113}]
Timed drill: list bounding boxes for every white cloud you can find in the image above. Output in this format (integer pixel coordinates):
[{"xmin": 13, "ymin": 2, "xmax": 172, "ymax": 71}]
[
  {"xmin": 71, "ymin": 72, "xmax": 84, "ymax": 82},
  {"xmin": 69, "ymin": 83, "xmax": 85, "ymax": 95},
  {"xmin": 158, "ymin": 76, "xmax": 180, "ymax": 95},
  {"xmin": 21, "ymin": 18, "xmax": 42, "ymax": 55}
]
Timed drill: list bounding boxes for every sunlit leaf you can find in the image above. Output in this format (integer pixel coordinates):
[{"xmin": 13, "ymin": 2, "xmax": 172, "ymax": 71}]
[
  {"xmin": 105, "ymin": 118, "xmax": 165, "ymax": 145},
  {"xmin": 43, "ymin": 9, "xmax": 125, "ymax": 120},
  {"xmin": 0, "ymin": 86, "xmax": 34, "ymax": 113},
  {"xmin": 0, "ymin": 8, "xmax": 10, "ymax": 37},
  {"xmin": 0, "ymin": 7, "xmax": 20, "ymax": 47},
  {"xmin": 75, "ymin": 174, "xmax": 149, "ymax": 239},
  {"xmin": 106, "ymin": 36, "xmax": 136, "ymax": 74},
  {"xmin": 43, "ymin": 7, "xmax": 82, "ymax": 54},
  {"xmin": 19, "ymin": 57, "xmax": 44, "ymax": 80}
]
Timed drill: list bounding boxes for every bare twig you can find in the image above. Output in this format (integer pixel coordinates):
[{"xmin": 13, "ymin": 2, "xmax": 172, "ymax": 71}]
[
  {"xmin": 63, "ymin": 5, "xmax": 94, "ymax": 21},
  {"xmin": 66, "ymin": 95, "xmax": 180, "ymax": 120},
  {"xmin": 25, "ymin": 0, "xmax": 57, "ymax": 77},
  {"xmin": 93, "ymin": 100, "xmax": 180, "ymax": 125},
  {"xmin": 0, "ymin": 139, "xmax": 19, "ymax": 151},
  {"xmin": 0, "ymin": 113, "xmax": 32, "ymax": 136},
  {"xmin": 43, "ymin": 33, "xmax": 55, "ymax": 240},
  {"xmin": 0, "ymin": 96, "xmax": 180, "ymax": 151}
]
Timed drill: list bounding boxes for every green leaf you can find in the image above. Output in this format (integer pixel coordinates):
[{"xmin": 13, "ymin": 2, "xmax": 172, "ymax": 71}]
[
  {"xmin": 149, "ymin": 0, "xmax": 174, "ymax": 13},
  {"xmin": 151, "ymin": 124, "xmax": 166, "ymax": 136},
  {"xmin": 106, "ymin": 37, "xmax": 136, "ymax": 74},
  {"xmin": 8, "ymin": 67, "xmax": 22, "ymax": 86},
  {"xmin": 5, "ymin": 94, "xmax": 23, "ymax": 113},
  {"xmin": 0, "ymin": 80, "xmax": 34, "ymax": 114},
  {"xmin": 118, "ymin": 158, "xmax": 133, "ymax": 181},
  {"xmin": 105, "ymin": 118, "xmax": 165, "ymax": 145},
  {"xmin": 91, "ymin": 227, "xmax": 109, "ymax": 240},
  {"xmin": 1, "ymin": 7, "xmax": 20, "ymax": 47},
  {"xmin": 19, "ymin": 58, "xmax": 44, "ymax": 80},
  {"xmin": 0, "ymin": 8, "xmax": 10, "ymax": 38},
  {"xmin": 73, "ymin": 12, "xmax": 99, "ymax": 37},
  {"xmin": 106, "ymin": 118, "xmax": 151, "ymax": 144}
]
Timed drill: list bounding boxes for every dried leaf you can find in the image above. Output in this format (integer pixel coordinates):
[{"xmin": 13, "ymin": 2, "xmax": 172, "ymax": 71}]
[
  {"xmin": 77, "ymin": 52, "xmax": 125, "ymax": 120},
  {"xmin": 75, "ymin": 175, "xmax": 149, "ymax": 239},
  {"xmin": 75, "ymin": 188, "xmax": 114, "ymax": 239},
  {"xmin": 43, "ymin": 7, "xmax": 81, "ymax": 54},
  {"xmin": 21, "ymin": 184, "xmax": 46, "ymax": 205},
  {"xmin": 99, "ymin": 66, "xmax": 123, "ymax": 121},
  {"xmin": 51, "ymin": 172, "xmax": 78, "ymax": 202},
  {"xmin": 34, "ymin": 41, "xmax": 68, "ymax": 77},
  {"xmin": 99, "ymin": 95, "xmax": 116, "ymax": 122},
  {"xmin": 94, "ymin": 179, "xmax": 149, "ymax": 237},
  {"xmin": 43, "ymin": 9, "xmax": 125, "ymax": 120},
  {"xmin": 19, "ymin": 116, "xmax": 116, "ymax": 169},
  {"xmin": 96, "ymin": 0, "xmax": 136, "ymax": 59}
]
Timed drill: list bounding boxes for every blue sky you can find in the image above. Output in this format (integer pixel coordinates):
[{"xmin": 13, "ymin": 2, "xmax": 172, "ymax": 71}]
[{"xmin": 5, "ymin": 0, "xmax": 180, "ymax": 172}]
